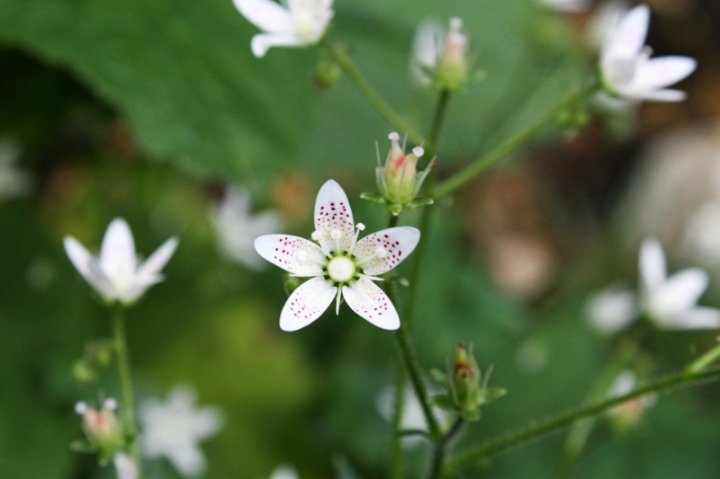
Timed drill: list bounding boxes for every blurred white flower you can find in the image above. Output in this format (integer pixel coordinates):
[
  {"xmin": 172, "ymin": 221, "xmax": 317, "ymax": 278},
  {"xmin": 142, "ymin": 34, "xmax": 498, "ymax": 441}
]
[
  {"xmin": 376, "ymin": 384, "xmax": 447, "ymax": 448},
  {"xmin": 600, "ymin": 5, "xmax": 697, "ymax": 102},
  {"xmin": 232, "ymin": 0, "xmax": 334, "ymax": 57},
  {"xmin": 140, "ymin": 385, "xmax": 223, "ymax": 477},
  {"xmin": 537, "ymin": 0, "xmax": 590, "ymax": 13},
  {"xmin": 607, "ymin": 370, "xmax": 656, "ymax": 426},
  {"xmin": 685, "ymin": 200, "xmax": 720, "ymax": 266},
  {"xmin": 269, "ymin": 465, "xmax": 299, "ymax": 479},
  {"xmin": 211, "ymin": 188, "xmax": 284, "ymax": 270},
  {"xmin": 411, "ymin": 17, "xmax": 469, "ymax": 90},
  {"xmin": 254, "ymin": 179, "xmax": 420, "ymax": 331},
  {"xmin": 640, "ymin": 238, "xmax": 720, "ymax": 329},
  {"xmin": 588, "ymin": 0, "xmax": 630, "ymax": 49},
  {"xmin": 114, "ymin": 452, "xmax": 138, "ymax": 479},
  {"xmin": 0, "ymin": 139, "xmax": 30, "ymax": 201},
  {"xmin": 64, "ymin": 218, "xmax": 178, "ymax": 306},
  {"xmin": 586, "ymin": 285, "xmax": 639, "ymax": 334}
]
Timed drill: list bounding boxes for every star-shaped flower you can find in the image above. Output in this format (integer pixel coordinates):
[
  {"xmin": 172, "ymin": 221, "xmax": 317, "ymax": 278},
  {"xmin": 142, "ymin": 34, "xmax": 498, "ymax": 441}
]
[
  {"xmin": 254, "ymin": 179, "xmax": 420, "ymax": 331},
  {"xmin": 140, "ymin": 385, "xmax": 223, "ymax": 478},
  {"xmin": 232, "ymin": 0, "xmax": 334, "ymax": 58},
  {"xmin": 639, "ymin": 238, "xmax": 720, "ymax": 329},
  {"xmin": 600, "ymin": 5, "xmax": 697, "ymax": 102},
  {"xmin": 64, "ymin": 218, "xmax": 178, "ymax": 306}
]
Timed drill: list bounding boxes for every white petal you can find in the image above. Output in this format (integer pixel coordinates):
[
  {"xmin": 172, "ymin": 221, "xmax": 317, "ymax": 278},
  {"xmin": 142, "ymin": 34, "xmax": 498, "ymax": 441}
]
[
  {"xmin": 313, "ymin": 179, "xmax": 355, "ymax": 253},
  {"xmin": 99, "ymin": 218, "xmax": 137, "ymax": 283},
  {"xmin": 168, "ymin": 445, "xmax": 206, "ymax": 477},
  {"xmin": 64, "ymin": 236, "xmax": 116, "ymax": 300},
  {"xmin": 604, "ymin": 4, "xmax": 649, "ymax": 60},
  {"xmin": 232, "ymin": 0, "xmax": 294, "ymax": 34},
  {"xmin": 649, "ymin": 268, "xmax": 709, "ymax": 316},
  {"xmin": 342, "ymin": 277, "xmax": 399, "ymax": 330},
  {"xmin": 586, "ymin": 287, "xmax": 639, "ymax": 334},
  {"xmin": 635, "ymin": 56, "xmax": 697, "ymax": 89},
  {"xmin": 137, "ymin": 237, "xmax": 178, "ymax": 279},
  {"xmin": 280, "ymin": 276, "xmax": 336, "ymax": 331},
  {"xmin": 662, "ymin": 307, "xmax": 720, "ymax": 329},
  {"xmin": 639, "ymin": 238, "xmax": 666, "ymax": 294},
  {"xmin": 254, "ymin": 234, "xmax": 325, "ymax": 276},
  {"xmin": 113, "ymin": 453, "xmax": 138, "ymax": 479},
  {"xmin": 251, "ymin": 32, "xmax": 305, "ymax": 57},
  {"xmin": 354, "ymin": 227, "xmax": 420, "ymax": 275},
  {"xmin": 632, "ymin": 87, "xmax": 687, "ymax": 102}
]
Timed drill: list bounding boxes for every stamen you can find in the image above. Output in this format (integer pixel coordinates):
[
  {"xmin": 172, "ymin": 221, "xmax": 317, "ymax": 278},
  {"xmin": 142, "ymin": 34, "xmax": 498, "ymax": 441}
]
[
  {"xmin": 353, "ymin": 223, "xmax": 366, "ymax": 246},
  {"xmin": 388, "ymin": 131, "xmax": 400, "ymax": 142},
  {"xmin": 335, "ymin": 287, "xmax": 343, "ymax": 315},
  {"xmin": 412, "ymin": 146, "xmax": 424, "ymax": 158},
  {"xmin": 103, "ymin": 398, "xmax": 117, "ymax": 411},
  {"xmin": 75, "ymin": 402, "xmax": 88, "ymax": 415},
  {"xmin": 450, "ymin": 17, "xmax": 463, "ymax": 31},
  {"xmin": 311, "ymin": 230, "xmax": 320, "ymax": 241}
]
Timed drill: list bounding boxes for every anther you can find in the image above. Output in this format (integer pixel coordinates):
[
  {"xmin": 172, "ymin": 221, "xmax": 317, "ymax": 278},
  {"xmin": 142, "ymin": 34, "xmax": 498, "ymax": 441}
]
[
  {"xmin": 412, "ymin": 146, "xmax": 425, "ymax": 158},
  {"xmin": 388, "ymin": 132, "xmax": 400, "ymax": 142}
]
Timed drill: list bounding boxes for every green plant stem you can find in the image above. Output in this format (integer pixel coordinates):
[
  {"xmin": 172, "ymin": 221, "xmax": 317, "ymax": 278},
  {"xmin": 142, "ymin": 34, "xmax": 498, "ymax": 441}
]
[
  {"xmin": 427, "ymin": 89, "xmax": 451, "ymax": 155},
  {"xmin": 324, "ymin": 42, "xmax": 424, "ymax": 145},
  {"xmin": 113, "ymin": 308, "xmax": 142, "ymax": 478},
  {"xmin": 687, "ymin": 338, "xmax": 720, "ymax": 373},
  {"xmin": 444, "ymin": 367, "xmax": 720, "ymax": 476},
  {"xmin": 428, "ymin": 417, "xmax": 465, "ymax": 479},
  {"xmin": 431, "ymin": 84, "xmax": 597, "ymax": 199}
]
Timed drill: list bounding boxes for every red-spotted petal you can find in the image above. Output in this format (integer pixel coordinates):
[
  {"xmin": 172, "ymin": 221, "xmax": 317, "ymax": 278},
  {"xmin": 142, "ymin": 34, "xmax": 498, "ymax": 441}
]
[
  {"xmin": 254, "ymin": 234, "xmax": 325, "ymax": 276},
  {"xmin": 342, "ymin": 277, "xmax": 399, "ymax": 330},
  {"xmin": 314, "ymin": 180, "xmax": 355, "ymax": 253},
  {"xmin": 354, "ymin": 227, "xmax": 420, "ymax": 275},
  {"xmin": 280, "ymin": 276, "xmax": 336, "ymax": 331}
]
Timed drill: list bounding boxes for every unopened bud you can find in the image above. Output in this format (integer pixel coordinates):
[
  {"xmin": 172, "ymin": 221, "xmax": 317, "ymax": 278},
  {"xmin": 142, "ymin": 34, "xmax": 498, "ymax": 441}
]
[
  {"xmin": 435, "ymin": 17, "xmax": 469, "ymax": 91},
  {"xmin": 449, "ymin": 342, "xmax": 483, "ymax": 421},
  {"xmin": 75, "ymin": 399, "xmax": 124, "ymax": 456}
]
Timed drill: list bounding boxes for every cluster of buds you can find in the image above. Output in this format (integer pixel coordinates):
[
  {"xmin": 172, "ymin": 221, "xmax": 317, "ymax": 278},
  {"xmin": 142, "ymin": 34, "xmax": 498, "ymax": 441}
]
[
  {"xmin": 432, "ymin": 343, "xmax": 505, "ymax": 421},
  {"xmin": 363, "ymin": 132, "xmax": 435, "ymax": 216},
  {"xmin": 73, "ymin": 399, "xmax": 125, "ymax": 464}
]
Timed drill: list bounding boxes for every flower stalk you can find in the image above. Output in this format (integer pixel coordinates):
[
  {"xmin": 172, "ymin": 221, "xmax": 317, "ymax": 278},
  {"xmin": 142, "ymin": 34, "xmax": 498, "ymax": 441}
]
[
  {"xmin": 444, "ymin": 367, "xmax": 720, "ymax": 476},
  {"xmin": 113, "ymin": 308, "xmax": 142, "ymax": 478}
]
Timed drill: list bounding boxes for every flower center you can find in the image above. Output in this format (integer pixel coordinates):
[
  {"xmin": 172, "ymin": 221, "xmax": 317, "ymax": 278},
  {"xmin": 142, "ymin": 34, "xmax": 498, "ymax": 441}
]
[{"xmin": 326, "ymin": 256, "xmax": 356, "ymax": 283}]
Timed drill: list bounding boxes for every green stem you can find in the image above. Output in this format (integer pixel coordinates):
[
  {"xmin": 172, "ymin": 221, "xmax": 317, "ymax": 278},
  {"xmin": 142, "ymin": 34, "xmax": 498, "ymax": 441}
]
[
  {"xmin": 686, "ymin": 338, "xmax": 720, "ymax": 373},
  {"xmin": 113, "ymin": 308, "xmax": 142, "ymax": 478},
  {"xmin": 428, "ymin": 417, "xmax": 465, "ymax": 479},
  {"xmin": 427, "ymin": 89, "xmax": 451, "ymax": 155},
  {"xmin": 444, "ymin": 367, "xmax": 720, "ymax": 476},
  {"xmin": 431, "ymin": 84, "xmax": 597, "ymax": 199},
  {"xmin": 324, "ymin": 42, "xmax": 424, "ymax": 145}
]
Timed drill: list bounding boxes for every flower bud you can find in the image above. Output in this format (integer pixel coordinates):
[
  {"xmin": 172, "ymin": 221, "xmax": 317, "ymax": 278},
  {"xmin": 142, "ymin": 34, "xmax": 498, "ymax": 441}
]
[
  {"xmin": 375, "ymin": 132, "xmax": 434, "ymax": 215},
  {"xmin": 450, "ymin": 342, "xmax": 482, "ymax": 420},
  {"xmin": 435, "ymin": 17, "xmax": 469, "ymax": 91},
  {"xmin": 75, "ymin": 399, "xmax": 124, "ymax": 457}
]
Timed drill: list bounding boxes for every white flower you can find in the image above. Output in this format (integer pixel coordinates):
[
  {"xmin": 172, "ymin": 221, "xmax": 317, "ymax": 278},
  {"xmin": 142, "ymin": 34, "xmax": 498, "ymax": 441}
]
[
  {"xmin": 270, "ymin": 465, "xmax": 299, "ymax": 479},
  {"xmin": 586, "ymin": 285, "xmax": 639, "ymax": 334},
  {"xmin": 64, "ymin": 218, "xmax": 178, "ymax": 306},
  {"xmin": 685, "ymin": 200, "xmax": 720, "ymax": 266},
  {"xmin": 211, "ymin": 188, "xmax": 284, "ymax": 269},
  {"xmin": 640, "ymin": 238, "xmax": 720, "ymax": 329},
  {"xmin": 232, "ymin": 0, "xmax": 334, "ymax": 58},
  {"xmin": 254, "ymin": 179, "xmax": 420, "ymax": 331},
  {"xmin": 537, "ymin": 0, "xmax": 590, "ymax": 13},
  {"xmin": 114, "ymin": 452, "xmax": 138, "ymax": 479},
  {"xmin": 0, "ymin": 139, "xmax": 30, "ymax": 201},
  {"xmin": 600, "ymin": 5, "xmax": 697, "ymax": 102},
  {"xmin": 140, "ymin": 385, "xmax": 223, "ymax": 478}
]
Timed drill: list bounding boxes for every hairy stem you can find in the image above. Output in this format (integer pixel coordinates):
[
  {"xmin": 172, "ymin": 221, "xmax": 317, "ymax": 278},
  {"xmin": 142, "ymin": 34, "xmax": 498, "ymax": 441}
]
[
  {"xmin": 432, "ymin": 84, "xmax": 597, "ymax": 199},
  {"xmin": 444, "ymin": 367, "xmax": 720, "ymax": 476},
  {"xmin": 113, "ymin": 308, "xmax": 142, "ymax": 478},
  {"xmin": 325, "ymin": 42, "xmax": 424, "ymax": 145}
]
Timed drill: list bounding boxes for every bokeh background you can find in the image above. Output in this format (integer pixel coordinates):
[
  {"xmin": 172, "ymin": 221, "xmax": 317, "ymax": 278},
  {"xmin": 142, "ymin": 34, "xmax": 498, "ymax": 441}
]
[{"xmin": 2, "ymin": 0, "xmax": 720, "ymax": 477}]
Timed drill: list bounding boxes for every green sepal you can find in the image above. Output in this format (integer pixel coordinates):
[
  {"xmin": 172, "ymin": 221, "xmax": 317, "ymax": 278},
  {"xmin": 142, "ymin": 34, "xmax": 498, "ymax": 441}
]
[
  {"xmin": 70, "ymin": 439, "xmax": 95, "ymax": 454},
  {"xmin": 359, "ymin": 192, "xmax": 386, "ymax": 204},
  {"xmin": 479, "ymin": 387, "xmax": 507, "ymax": 406}
]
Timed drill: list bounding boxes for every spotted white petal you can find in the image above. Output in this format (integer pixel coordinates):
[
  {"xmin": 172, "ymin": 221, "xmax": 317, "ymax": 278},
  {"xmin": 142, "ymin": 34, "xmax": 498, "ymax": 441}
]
[
  {"xmin": 603, "ymin": 4, "xmax": 649, "ymax": 61},
  {"xmin": 254, "ymin": 234, "xmax": 325, "ymax": 276},
  {"xmin": 99, "ymin": 218, "xmax": 137, "ymax": 285},
  {"xmin": 635, "ymin": 56, "xmax": 697, "ymax": 89},
  {"xmin": 648, "ymin": 268, "xmax": 709, "ymax": 317},
  {"xmin": 280, "ymin": 276, "xmax": 336, "ymax": 331},
  {"xmin": 342, "ymin": 277, "xmax": 399, "ymax": 330},
  {"xmin": 232, "ymin": 0, "xmax": 294, "ymax": 34},
  {"xmin": 354, "ymin": 227, "xmax": 420, "ymax": 276},
  {"xmin": 251, "ymin": 33, "xmax": 307, "ymax": 57},
  {"xmin": 639, "ymin": 238, "xmax": 666, "ymax": 294},
  {"xmin": 137, "ymin": 237, "xmax": 179, "ymax": 281},
  {"xmin": 314, "ymin": 179, "xmax": 355, "ymax": 253},
  {"xmin": 661, "ymin": 306, "xmax": 720, "ymax": 329}
]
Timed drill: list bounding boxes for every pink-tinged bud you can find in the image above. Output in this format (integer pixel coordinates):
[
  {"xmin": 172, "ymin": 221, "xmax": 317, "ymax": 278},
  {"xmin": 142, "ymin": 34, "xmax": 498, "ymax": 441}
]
[
  {"xmin": 450, "ymin": 343, "xmax": 482, "ymax": 418},
  {"xmin": 376, "ymin": 132, "xmax": 434, "ymax": 214},
  {"xmin": 435, "ymin": 17, "xmax": 469, "ymax": 91},
  {"xmin": 75, "ymin": 399, "xmax": 124, "ymax": 454}
]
